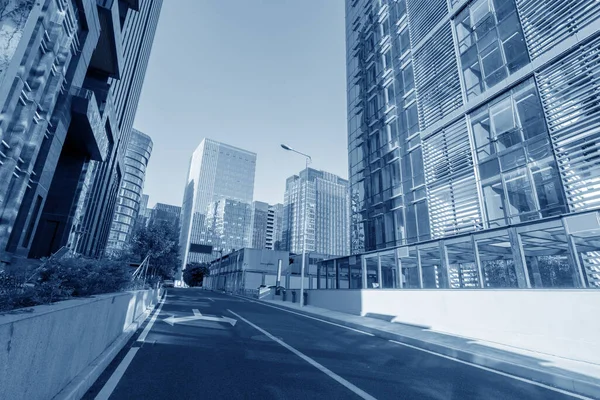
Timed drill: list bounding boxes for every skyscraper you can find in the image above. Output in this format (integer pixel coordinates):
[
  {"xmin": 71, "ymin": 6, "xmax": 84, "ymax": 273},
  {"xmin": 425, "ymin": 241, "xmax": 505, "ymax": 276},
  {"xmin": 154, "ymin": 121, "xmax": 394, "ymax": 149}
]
[
  {"xmin": 0, "ymin": 0, "xmax": 161, "ymax": 264},
  {"xmin": 250, "ymin": 201, "xmax": 284, "ymax": 250},
  {"xmin": 341, "ymin": 0, "xmax": 600, "ymax": 289},
  {"xmin": 71, "ymin": 0, "xmax": 162, "ymax": 257},
  {"xmin": 283, "ymin": 168, "xmax": 349, "ymax": 257},
  {"xmin": 148, "ymin": 203, "xmax": 181, "ymax": 229},
  {"xmin": 105, "ymin": 129, "xmax": 153, "ymax": 254},
  {"xmin": 179, "ymin": 139, "xmax": 256, "ymax": 269},
  {"xmin": 136, "ymin": 194, "xmax": 151, "ymax": 231}
]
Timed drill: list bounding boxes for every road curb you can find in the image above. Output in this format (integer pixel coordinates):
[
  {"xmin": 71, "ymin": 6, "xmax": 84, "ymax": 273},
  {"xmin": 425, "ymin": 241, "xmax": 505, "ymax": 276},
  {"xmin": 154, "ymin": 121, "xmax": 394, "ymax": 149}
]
[
  {"xmin": 52, "ymin": 297, "xmax": 161, "ymax": 400},
  {"xmin": 236, "ymin": 294, "xmax": 600, "ymax": 399}
]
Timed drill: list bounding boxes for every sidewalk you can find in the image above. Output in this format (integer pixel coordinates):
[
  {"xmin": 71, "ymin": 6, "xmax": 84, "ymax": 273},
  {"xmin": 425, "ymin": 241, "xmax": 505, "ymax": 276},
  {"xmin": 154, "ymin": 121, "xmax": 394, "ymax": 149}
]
[{"xmin": 250, "ymin": 296, "xmax": 600, "ymax": 399}]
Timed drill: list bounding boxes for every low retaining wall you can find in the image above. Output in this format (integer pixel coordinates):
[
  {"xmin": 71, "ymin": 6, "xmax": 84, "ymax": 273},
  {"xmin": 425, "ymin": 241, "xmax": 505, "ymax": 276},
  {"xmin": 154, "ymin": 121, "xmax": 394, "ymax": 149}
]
[
  {"xmin": 0, "ymin": 289, "xmax": 160, "ymax": 400},
  {"xmin": 305, "ymin": 289, "xmax": 600, "ymax": 365}
]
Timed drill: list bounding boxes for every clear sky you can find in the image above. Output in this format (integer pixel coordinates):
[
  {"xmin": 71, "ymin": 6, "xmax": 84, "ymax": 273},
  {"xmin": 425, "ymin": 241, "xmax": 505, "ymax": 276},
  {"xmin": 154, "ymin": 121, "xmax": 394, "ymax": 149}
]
[{"xmin": 134, "ymin": 0, "xmax": 348, "ymax": 209}]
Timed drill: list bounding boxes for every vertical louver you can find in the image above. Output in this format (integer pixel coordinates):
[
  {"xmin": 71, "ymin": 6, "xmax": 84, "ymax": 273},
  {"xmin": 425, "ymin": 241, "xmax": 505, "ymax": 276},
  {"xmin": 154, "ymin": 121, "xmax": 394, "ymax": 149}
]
[
  {"xmin": 537, "ymin": 34, "xmax": 600, "ymax": 211},
  {"xmin": 423, "ymin": 117, "xmax": 482, "ymax": 238},
  {"xmin": 516, "ymin": 0, "xmax": 600, "ymax": 59},
  {"xmin": 413, "ymin": 23, "xmax": 463, "ymax": 130}
]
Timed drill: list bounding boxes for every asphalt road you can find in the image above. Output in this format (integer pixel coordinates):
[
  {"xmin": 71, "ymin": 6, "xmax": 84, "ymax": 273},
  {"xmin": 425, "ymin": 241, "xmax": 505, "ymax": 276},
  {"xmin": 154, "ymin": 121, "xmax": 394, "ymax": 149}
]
[{"xmin": 83, "ymin": 288, "xmax": 587, "ymax": 400}]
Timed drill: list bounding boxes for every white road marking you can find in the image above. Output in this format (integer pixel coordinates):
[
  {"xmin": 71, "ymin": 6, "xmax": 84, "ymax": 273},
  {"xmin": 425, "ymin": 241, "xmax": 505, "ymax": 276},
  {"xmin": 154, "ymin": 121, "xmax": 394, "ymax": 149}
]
[
  {"xmin": 94, "ymin": 347, "xmax": 139, "ymax": 400},
  {"xmin": 388, "ymin": 340, "xmax": 594, "ymax": 400},
  {"xmin": 227, "ymin": 310, "xmax": 378, "ymax": 400},
  {"xmin": 137, "ymin": 293, "xmax": 166, "ymax": 343},
  {"xmin": 206, "ymin": 297, "xmax": 215, "ymax": 302},
  {"xmin": 232, "ymin": 295, "xmax": 374, "ymax": 336}
]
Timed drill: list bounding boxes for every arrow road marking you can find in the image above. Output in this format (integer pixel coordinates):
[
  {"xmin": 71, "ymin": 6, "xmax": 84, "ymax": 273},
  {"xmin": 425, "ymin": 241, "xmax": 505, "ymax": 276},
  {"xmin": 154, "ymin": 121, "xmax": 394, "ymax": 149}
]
[{"xmin": 163, "ymin": 309, "xmax": 237, "ymax": 326}]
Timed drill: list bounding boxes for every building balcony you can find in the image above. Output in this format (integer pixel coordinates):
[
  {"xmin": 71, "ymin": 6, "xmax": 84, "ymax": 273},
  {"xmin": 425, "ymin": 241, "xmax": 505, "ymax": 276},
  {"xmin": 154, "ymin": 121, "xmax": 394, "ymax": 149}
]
[
  {"xmin": 71, "ymin": 87, "xmax": 109, "ymax": 161},
  {"xmin": 89, "ymin": 0, "xmax": 127, "ymax": 79}
]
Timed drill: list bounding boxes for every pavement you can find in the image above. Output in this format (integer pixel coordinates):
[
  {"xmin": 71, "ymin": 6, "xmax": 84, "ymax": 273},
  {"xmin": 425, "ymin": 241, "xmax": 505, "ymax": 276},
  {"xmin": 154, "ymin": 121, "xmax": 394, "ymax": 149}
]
[{"xmin": 82, "ymin": 288, "xmax": 600, "ymax": 400}]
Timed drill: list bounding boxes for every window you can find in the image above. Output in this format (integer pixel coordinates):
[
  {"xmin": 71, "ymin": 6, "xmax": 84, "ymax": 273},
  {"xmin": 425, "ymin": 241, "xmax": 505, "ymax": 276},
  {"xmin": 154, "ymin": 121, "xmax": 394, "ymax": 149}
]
[
  {"xmin": 471, "ymin": 79, "xmax": 567, "ymax": 226},
  {"xmin": 382, "ymin": 49, "xmax": 392, "ymax": 72},
  {"xmin": 455, "ymin": 0, "xmax": 529, "ymax": 99},
  {"xmin": 402, "ymin": 62, "xmax": 414, "ymax": 93}
]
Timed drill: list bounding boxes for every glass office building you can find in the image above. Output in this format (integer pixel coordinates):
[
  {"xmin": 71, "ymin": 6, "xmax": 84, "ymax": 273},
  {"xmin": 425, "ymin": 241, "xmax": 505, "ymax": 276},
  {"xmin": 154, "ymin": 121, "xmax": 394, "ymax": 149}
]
[
  {"xmin": 180, "ymin": 139, "xmax": 256, "ymax": 267},
  {"xmin": 106, "ymin": 129, "xmax": 153, "ymax": 254},
  {"xmin": 250, "ymin": 201, "xmax": 284, "ymax": 250},
  {"xmin": 325, "ymin": 0, "xmax": 600, "ymax": 290},
  {"xmin": 283, "ymin": 168, "xmax": 350, "ymax": 257}
]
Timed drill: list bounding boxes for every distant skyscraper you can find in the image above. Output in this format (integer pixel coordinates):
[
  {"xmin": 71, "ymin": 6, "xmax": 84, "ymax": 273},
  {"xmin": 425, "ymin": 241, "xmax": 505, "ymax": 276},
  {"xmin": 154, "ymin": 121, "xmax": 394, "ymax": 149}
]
[
  {"xmin": 106, "ymin": 129, "xmax": 153, "ymax": 254},
  {"xmin": 180, "ymin": 139, "xmax": 256, "ymax": 269},
  {"xmin": 267, "ymin": 203, "xmax": 284, "ymax": 251},
  {"xmin": 149, "ymin": 203, "xmax": 181, "ymax": 229},
  {"xmin": 135, "ymin": 194, "xmax": 151, "ymax": 231},
  {"xmin": 250, "ymin": 201, "xmax": 269, "ymax": 249},
  {"xmin": 283, "ymin": 168, "xmax": 349, "ymax": 257},
  {"xmin": 250, "ymin": 201, "xmax": 284, "ymax": 250}
]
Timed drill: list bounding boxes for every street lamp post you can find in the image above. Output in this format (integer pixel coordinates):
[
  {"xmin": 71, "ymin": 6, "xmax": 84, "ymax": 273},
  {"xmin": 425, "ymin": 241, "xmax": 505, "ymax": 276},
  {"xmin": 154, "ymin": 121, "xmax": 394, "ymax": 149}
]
[{"xmin": 281, "ymin": 144, "xmax": 311, "ymax": 307}]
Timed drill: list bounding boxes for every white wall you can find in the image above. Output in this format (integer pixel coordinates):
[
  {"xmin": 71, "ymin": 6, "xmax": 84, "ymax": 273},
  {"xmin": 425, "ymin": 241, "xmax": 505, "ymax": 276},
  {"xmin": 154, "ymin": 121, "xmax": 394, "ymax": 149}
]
[
  {"xmin": 0, "ymin": 289, "xmax": 159, "ymax": 400},
  {"xmin": 305, "ymin": 290, "xmax": 362, "ymax": 315},
  {"xmin": 305, "ymin": 289, "xmax": 600, "ymax": 364}
]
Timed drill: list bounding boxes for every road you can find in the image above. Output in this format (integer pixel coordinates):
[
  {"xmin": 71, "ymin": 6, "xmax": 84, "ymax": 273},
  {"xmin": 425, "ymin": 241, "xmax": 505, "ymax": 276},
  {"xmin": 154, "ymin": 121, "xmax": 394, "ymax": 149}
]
[{"xmin": 83, "ymin": 288, "xmax": 589, "ymax": 400}]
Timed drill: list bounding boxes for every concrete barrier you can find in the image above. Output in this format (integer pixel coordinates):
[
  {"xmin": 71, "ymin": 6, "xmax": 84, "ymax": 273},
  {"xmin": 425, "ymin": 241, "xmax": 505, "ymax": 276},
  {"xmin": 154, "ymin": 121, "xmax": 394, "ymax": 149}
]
[
  {"xmin": 305, "ymin": 289, "xmax": 600, "ymax": 365},
  {"xmin": 0, "ymin": 289, "xmax": 160, "ymax": 400}
]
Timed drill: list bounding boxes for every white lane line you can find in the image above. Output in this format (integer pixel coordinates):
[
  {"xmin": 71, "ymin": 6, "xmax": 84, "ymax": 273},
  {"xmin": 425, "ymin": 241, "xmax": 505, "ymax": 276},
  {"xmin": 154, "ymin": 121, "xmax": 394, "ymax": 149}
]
[
  {"xmin": 94, "ymin": 347, "xmax": 139, "ymax": 400},
  {"xmin": 227, "ymin": 309, "xmax": 377, "ymax": 400},
  {"xmin": 232, "ymin": 295, "xmax": 373, "ymax": 336},
  {"xmin": 137, "ymin": 293, "xmax": 166, "ymax": 343},
  {"xmin": 206, "ymin": 297, "xmax": 215, "ymax": 302},
  {"xmin": 388, "ymin": 340, "xmax": 593, "ymax": 400}
]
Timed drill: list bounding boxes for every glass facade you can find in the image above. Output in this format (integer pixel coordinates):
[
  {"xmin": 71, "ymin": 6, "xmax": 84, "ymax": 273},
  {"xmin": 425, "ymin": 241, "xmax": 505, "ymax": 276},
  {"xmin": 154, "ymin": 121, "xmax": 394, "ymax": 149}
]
[
  {"xmin": 106, "ymin": 129, "xmax": 153, "ymax": 253},
  {"xmin": 283, "ymin": 168, "xmax": 350, "ymax": 257},
  {"xmin": 250, "ymin": 201, "xmax": 284, "ymax": 250},
  {"xmin": 180, "ymin": 139, "xmax": 256, "ymax": 267},
  {"xmin": 338, "ymin": 0, "xmax": 600, "ymax": 289}
]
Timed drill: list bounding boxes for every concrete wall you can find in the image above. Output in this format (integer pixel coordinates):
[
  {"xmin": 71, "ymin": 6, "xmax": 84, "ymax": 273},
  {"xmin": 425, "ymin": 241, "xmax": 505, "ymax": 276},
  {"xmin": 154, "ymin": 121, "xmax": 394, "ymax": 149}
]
[
  {"xmin": 0, "ymin": 289, "xmax": 160, "ymax": 400},
  {"xmin": 305, "ymin": 289, "xmax": 600, "ymax": 365}
]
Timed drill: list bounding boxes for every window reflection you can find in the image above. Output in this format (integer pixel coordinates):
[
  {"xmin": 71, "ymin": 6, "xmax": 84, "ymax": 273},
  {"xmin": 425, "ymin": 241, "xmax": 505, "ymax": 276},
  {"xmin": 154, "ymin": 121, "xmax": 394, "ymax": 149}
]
[
  {"xmin": 447, "ymin": 241, "xmax": 481, "ymax": 288},
  {"xmin": 520, "ymin": 226, "xmax": 580, "ymax": 288},
  {"xmin": 327, "ymin": 261, "xmax": 337, "ymax": 289},
  {"xmin": 380, "ymin": 252, "xmax": 399, "ymax": 288},
  {"xmin": 350, "ymin": 258, "xmax": 363, "ymax": 289},
  {"xmin": 365, "ymin": 255, "xmax": 379, "ymax": 288},
  {"xmin": 400, "ymin": 247, "xmax": 420, "ymax": 288},
  {"xmin": 419, "ymin": 246, "xmax": 447, "ymax": 288},
  {"xmin": 455, "ymin": 0, "xmax": 529, "ymax": 99},
  {"xmin": 477, "ymin": 235, "xmax": 518, "ymax": 288},
  {"xmin": 573, "ymin": 231, "xmax": 600, "ymax": 288},
  {"xmin": 337, "ymin": 259, "xmax": 349, "ymax": 289},
  {"xmin": 471, "ymin": 79, "xmax": 567, "ymax": 227}
]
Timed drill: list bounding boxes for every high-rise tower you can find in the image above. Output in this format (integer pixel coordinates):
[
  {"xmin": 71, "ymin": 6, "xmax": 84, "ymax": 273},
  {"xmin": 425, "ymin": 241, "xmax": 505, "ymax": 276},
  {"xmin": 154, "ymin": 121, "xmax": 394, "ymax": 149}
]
[
  {"xmin": 179, "ymin": 139, "xmax": 256, "ymax": 270},
  {"xmin": 105, "ymin": 129, "xmax": 152, "ymax": 254},
  {"xmin": 283, "ymin": 168, "xmax": 349, "ymax": 257}
]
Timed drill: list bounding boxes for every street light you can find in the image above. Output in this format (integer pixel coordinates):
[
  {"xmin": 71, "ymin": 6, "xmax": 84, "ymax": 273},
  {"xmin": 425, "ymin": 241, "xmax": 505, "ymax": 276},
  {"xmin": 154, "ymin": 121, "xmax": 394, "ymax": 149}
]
[{"xmin": 281, "ymin": 144, "xmax": 311, "ymax": 307}]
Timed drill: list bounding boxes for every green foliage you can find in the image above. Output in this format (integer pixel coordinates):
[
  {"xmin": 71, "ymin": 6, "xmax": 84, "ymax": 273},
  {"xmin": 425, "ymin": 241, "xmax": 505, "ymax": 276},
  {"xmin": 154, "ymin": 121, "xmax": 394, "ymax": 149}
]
[
  {"xmin": 0, "ymin": 256, "xmax": 135, "ymax": 312},
  {"xmin": 130, "ymin": 221, "xmax": 181, "ymax": 280},
  {"xmin": 36, "ymin": 257, "xmax": 132, "ymax": 298},
  {"xmin": 183, "ymin": 263, "xmax": 210, "ymax": 287}
]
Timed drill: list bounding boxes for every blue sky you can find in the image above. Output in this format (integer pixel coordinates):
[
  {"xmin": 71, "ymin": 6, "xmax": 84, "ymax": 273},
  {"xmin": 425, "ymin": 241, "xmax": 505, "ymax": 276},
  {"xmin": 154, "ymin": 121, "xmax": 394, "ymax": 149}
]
[{"xmin": 134, "ymin": 0, "xmax": 348, "ymax": 208}]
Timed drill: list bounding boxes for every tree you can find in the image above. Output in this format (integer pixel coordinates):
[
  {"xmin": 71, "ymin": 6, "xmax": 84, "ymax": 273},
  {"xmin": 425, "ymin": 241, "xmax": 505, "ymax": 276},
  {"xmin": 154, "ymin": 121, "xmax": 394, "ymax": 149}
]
[
  {"xmin": 183, "ymin": 263, "xmax": 210, "ymax": 287},
  {"xmin": 130, "ymin": 221, "xmax": 181, "ymax": 280}
]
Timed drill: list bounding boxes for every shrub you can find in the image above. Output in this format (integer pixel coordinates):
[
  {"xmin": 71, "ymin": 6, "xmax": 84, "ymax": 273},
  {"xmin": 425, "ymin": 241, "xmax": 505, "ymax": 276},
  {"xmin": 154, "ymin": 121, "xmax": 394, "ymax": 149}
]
[
  {"xmin": 36, "ymin": 256, "xmax": 132, "ymax": 298},
  {"xmin": 0, "ymin": 256, "xmax": 137, "ymax": 312},
  {"xmin": 183, "ymin": 263, "xmax": 210, "ymax": 287}
]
